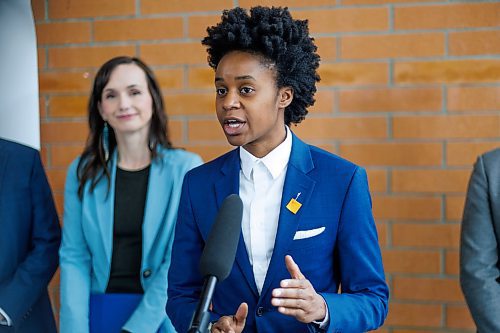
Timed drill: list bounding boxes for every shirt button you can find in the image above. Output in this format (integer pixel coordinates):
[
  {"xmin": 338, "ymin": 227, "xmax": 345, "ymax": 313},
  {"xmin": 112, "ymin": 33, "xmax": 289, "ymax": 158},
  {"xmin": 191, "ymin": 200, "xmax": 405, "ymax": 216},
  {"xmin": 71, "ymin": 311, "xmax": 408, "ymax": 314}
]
[
  {"xmin": 143, "ymin": 269, "xmax": 152, "ymax": 278},
  {"xmin": 256, "ymin": 307, "xmax": 264, "ymax": 316}
]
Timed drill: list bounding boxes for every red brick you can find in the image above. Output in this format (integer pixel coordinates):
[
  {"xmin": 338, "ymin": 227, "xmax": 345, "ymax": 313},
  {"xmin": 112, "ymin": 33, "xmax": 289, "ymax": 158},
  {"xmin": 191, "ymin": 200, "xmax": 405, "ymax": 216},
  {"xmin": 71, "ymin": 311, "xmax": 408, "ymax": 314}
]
[
  {"xmin": 141, "ymin": 0, "xmax": 231, "ymax": 14},
  {"xmin": 39, "ymin": 72, "xmax": 93, "ymax": 94},
  {"xmin": 167, "ymin": 120, "xmax": 183, "ymax": 144},
  {"xmin": 38, "ymin": 48, "xmax": 46, "ymax": 70},
  {"xmin": 39, "ymin": 96, "xmax": 47, "ymax": 119},
  {"xmin": 94, "ymin": 18, "xmax": 183, "ymax": 42},
  {"xmin": 155, "ymin": 69, "xmax": 184, "ymax": 90},
  {"xmin": 49, "ymin": 0, "xmax": 135, "ymax": 19},
  {"xmin": 241, "ymin": 0, "xmax": 340, "ymax": 7},
  {"xmin": 366, "ymin": 169, "xmax": 387, "ymax": 193},
  {"xmin": 50, "ymin": 145, "xmax": 84, "ymax": 168},
  {"xmin": 319, "ymin": 63, "xmax": 388, "ymax": 86},
  {"xmin": 182, "ymin": 144, "xmax": 233, "ymax": 163},
  {"xmin": 46, "ymin": 169, "xmax": 67, "ymax": 192},
  {"xmin": 340, "ymin": 87, "xmax": 441, "ymax": 113},
  {"xmin": 339, "ymin": 143, "xmax": 442, "ymax": 167},
  {"xmin": 188, "ymin": 120, "xmax": 225, "ymax": 141},
  {"xmin": 32, "ymin": 0, "xmax": 45, "ymax": 21},
  {"xmin": 382, "ymin": 249, "xmax": 440, "ymax": 274},
  {"xmin": 448, "ymin": 86, "xmax": 500, "ymax": 112},
  {"xmin": 395, "ymin": 3, "xmax": 500, "ymax": 30},
  {"xmin": 315, "ymin": 37, "xmax": 337, "ymax": 62},
  {"xmin": 309, "ymin": 91, "xmax": 335, "ymax": 115},
  {"xmin": 446, "ymin": 305, "xmax": 475, "ymax": 329},
  {"xmin": 386, "ymin": 303, "xmax": 442, "ymax": 327},
  {"xmin": 445, "ymin": 250, "xmax": 459, "ymax": 275},
  {"xmin": 376, "ymin": 222, "xmax": 388, "ymax": 247},
  {"xmin": 373, "ymin": 196, "xmax": 441, "ymax": 221},
  {"xmin": 392, "ymin": 223, "xmax": 460, "ymax": 248},
  {"xmin": 52, "ymin": 193, "xmax": 64, "ymax": 217},
  {"xmin": 392, "ymin": 169, "xmax": 470, "ymax": 194},
  {"xmin": 36, "ymin": 22, "xmax": 91, "ymax": 45},
  {"xmin": 318, "ymin": 63, "xmax": 389, "ymax": 86},
  {"xmin": 447, "ymin": 142, "xmax": 500, "ymax": 167},
  {"xmin": 164, "ymin": 93, "xmax": 214, "ymax": 116},
  {"xmin": 141, "ymin": 43, "xmax": 207, "ymax": 66},
  {"xmin": 48, "ymin": 46, "xmax": 135, "ymax": 69},
  {"xmin": 50, "ymin": 95, "xmax": 88, "ymax": 118},
  {"xmin": 449, "ymin": 30, "xmax": 500, "ymax": 56},
  {"xmin": 41, "ymin": 122, "xmax": 88, "ymax": 143},
  {"xmin": 342, "ymin": 0, "xmax": 435, "ymax": 3},
  {"xmin": 446, "ymin": 195, "xmax": 466, "ymax": 222},
  {"xmin": 295, "ymin": 8, "xmax": 388, "ymax": 33},
  {"xmin": 394, "ymin": 60, "xmax": 500, "ymax": 84},
  {"xmin": 341, "ymin": 33, "xmax": 444, "ymax": 60},
  {"xmin": 293, "ymin": 117, "xmax": 387, "ymax": 140},
  {"xmin": 393, "ymin": 277, "xmax": 463, "ymax": 301},
  {"xmin": 393, "ymin": 115, "xmax": 500, "ymax": 139},
  {"xmin": 188, "ymin": 15, "xmax": 224, "ymax": 39},
  {"xmin": 188, "ymin": 67, "xmax": 215, "ymax": 89}
]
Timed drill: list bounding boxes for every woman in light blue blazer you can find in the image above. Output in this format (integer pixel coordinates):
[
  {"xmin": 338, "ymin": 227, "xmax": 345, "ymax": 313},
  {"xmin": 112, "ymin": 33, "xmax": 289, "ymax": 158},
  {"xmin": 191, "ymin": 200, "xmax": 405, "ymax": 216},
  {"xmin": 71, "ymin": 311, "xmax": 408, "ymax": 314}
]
[{"xmin": 59, "ymin": 56, "xmax": 202, "ymax": 333}]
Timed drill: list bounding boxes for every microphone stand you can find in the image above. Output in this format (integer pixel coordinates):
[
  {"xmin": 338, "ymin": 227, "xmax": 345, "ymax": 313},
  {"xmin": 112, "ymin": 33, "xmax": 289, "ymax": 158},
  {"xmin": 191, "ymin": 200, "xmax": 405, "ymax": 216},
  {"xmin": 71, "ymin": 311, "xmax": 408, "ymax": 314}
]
[{"xmin": 188, "ymin": 276, "xmax": 218, "ymax": 333}]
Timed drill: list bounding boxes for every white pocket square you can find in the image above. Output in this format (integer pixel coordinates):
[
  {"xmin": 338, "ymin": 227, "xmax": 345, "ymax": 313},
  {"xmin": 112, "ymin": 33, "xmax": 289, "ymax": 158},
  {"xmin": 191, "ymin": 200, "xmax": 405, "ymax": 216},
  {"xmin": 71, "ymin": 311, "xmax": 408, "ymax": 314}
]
[{"xmin": 293, "ymin": 226, "xmax": 325, "ymax": 240}]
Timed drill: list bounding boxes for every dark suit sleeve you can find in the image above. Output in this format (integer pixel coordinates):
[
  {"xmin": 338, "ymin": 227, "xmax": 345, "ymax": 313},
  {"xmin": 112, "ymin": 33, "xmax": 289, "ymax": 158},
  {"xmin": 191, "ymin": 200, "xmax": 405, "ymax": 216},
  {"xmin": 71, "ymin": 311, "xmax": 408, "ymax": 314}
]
[
  {"xmin": 320, "ymin": 167, "xmax": 388, "ymax": 332},
  {"xmin": 166, "ymin": 172, "xmax": 221, "ymax": 333},
  {"xmin": 460, "ymin": 155, "xmax": 500, "ymax": 332},
  {"xmin": 0, "ymin": 149, "xmax": 61, "ymax": 325}
]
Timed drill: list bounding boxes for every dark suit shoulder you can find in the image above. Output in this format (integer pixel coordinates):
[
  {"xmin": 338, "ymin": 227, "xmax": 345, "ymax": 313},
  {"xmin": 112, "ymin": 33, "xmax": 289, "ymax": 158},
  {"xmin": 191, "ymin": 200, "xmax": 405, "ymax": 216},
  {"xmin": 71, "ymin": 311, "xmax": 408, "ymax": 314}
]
[
  {"xmin": 187, "ymin": 148, "xmax": 237, "ymax": 176},
  {"xmin": 0, "ymin": 138, "xmax": 38, "ymax": 161},
  {"xmin": 480, "ymin": 147, "xmax": 500, "ymax": 170}
]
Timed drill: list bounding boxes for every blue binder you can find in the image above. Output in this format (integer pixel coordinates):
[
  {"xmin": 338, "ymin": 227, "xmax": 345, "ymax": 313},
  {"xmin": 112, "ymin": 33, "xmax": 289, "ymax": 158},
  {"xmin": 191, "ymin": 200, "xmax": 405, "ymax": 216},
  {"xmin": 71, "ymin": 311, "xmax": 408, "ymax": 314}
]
[{"xmin": 89, "ymin": 293, "xmax": 142, "ymax": 333}]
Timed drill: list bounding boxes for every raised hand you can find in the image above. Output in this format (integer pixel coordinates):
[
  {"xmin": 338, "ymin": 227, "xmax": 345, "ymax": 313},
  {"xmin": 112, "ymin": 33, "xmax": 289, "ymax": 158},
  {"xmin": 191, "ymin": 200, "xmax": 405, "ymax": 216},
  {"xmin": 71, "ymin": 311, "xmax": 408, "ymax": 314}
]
[
  {"xmin": 211, "ymin": 302, "xmax": 248, "ymax": 333},
  {"xmin": 271, "ymin": 255, "xmax": 326, "ymax": 323}
]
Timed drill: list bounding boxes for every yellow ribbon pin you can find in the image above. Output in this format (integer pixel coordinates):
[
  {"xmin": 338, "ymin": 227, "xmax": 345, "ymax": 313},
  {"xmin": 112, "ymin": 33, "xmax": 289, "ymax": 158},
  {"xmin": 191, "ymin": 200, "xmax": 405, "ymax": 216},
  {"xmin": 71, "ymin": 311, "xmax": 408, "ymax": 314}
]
[{"xmin": 286, "ymin": 192, "xmax": 302, "ymax": 214}]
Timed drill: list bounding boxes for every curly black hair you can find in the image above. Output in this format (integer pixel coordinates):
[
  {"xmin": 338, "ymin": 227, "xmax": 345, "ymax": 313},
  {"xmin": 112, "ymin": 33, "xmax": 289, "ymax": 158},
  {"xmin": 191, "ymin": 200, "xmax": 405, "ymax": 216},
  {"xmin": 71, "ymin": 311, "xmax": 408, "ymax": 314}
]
[{"xmin": 202, "ymin": 6, "xmax": 320, "ymax": 125}]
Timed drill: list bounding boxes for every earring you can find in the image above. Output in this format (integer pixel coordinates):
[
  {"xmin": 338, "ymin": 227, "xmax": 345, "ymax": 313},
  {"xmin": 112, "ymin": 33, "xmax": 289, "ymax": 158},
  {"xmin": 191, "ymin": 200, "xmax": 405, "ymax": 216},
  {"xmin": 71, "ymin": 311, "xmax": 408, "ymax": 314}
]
[{"xmin": 102, "ymin": 122, "xmax": 109, "ymax": 161}]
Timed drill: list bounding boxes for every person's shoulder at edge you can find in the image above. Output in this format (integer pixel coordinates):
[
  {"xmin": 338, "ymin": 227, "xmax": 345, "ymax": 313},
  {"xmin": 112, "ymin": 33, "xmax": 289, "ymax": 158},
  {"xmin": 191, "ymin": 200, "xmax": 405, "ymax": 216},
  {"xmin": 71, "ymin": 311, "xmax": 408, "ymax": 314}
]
[
  {"xmin": 480, "ymin": 147, "xmax": 500, "ymax": 163},
  {"xmin": 0, "ymin": 137, "xmax": 38, "ymax": 159}
]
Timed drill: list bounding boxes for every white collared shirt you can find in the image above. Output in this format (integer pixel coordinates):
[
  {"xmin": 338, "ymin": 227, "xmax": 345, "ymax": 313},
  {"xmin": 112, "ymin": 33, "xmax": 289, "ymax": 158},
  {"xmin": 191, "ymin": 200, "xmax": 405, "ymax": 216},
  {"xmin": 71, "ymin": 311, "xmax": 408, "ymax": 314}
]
[{"xmin": 239, "ymin": 126, "xmax": 292, "ymax": 293}]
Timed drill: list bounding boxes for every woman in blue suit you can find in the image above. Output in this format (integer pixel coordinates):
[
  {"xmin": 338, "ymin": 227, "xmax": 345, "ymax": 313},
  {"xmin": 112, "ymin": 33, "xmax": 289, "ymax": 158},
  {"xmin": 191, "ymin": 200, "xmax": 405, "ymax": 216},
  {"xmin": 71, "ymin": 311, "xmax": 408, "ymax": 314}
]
[
  {"xmin": 59, "ymin": 56, "xmax": 202, "ymax": 333},
  {"xmin": 167, "ymin": 7, "xmax": 388, "ymax": 333}
]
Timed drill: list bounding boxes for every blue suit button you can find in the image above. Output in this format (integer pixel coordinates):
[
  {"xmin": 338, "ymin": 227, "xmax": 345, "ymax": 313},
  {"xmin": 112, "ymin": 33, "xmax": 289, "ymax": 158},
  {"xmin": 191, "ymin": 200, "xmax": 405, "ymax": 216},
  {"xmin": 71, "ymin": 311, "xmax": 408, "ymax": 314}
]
[
  {"xmin": 143, "ymin": 269, "xmax": 152, "ymax": 278},
  {"xmin": 256, "ymin": 307, "xmax": 264, "ymax": 316}
]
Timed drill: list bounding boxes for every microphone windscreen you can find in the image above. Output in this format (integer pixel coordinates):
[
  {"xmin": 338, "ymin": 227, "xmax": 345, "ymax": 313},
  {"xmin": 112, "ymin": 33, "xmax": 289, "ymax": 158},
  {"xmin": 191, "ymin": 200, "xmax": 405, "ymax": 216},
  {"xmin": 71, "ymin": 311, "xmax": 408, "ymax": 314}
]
[{"xmin": 199, "ymin": 194, "xmax": 243, "ymax": 281}]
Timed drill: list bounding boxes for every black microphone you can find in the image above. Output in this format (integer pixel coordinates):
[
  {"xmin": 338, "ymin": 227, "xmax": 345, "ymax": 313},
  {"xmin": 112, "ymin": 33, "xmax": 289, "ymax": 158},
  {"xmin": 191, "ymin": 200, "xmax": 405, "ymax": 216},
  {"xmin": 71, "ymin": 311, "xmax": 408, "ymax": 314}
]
[{"xmin": 188, "ymin": 194, "xmax": 243, "ymax": 333}]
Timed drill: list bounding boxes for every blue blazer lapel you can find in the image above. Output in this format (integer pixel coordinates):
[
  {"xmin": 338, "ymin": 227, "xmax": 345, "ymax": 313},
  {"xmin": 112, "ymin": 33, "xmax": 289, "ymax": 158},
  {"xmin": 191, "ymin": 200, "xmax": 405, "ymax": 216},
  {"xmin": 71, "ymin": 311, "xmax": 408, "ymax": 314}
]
[
  {"xmin": 142, "ymin": 156, "xmax": 172, "ymax": 258},
  {"xmin": 260, "ymin": 133, "xmax": 316, "ymax": 299},
  {"xmin": 215, "ymin": 148, "xmax": 259, "ymax": 297},
  {"xmin": 92, "ymin": 152, "xmax": 117, "ymax": 267}
]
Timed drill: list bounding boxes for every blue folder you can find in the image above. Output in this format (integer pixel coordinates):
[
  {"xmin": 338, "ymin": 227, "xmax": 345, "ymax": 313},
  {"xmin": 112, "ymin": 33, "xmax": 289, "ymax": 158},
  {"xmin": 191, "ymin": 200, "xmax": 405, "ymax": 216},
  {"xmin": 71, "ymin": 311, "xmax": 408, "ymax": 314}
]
[{"xmin": 89, "ymin": 293, "xmax": 142, "ymax": 333}]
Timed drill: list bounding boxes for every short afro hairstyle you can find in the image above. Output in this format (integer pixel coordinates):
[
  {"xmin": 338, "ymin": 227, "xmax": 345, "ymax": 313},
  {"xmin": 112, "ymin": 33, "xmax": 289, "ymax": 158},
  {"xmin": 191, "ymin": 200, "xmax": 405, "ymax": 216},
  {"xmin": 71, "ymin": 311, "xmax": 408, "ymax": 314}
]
[{"xmin": 202, "ymin": 6, "xmax": 320, "ymax": 125}]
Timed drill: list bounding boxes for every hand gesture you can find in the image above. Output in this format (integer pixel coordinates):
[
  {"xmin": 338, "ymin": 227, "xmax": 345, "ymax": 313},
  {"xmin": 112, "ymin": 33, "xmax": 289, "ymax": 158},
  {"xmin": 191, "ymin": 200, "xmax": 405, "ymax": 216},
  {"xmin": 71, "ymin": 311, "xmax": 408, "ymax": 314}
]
[
  {"xmin": 271, "ymin": 255, "xmax": 326, "ymax": 323},
  {"xmin": 211, "ymin": 302, "xmax": 248, "ymax": 333}
]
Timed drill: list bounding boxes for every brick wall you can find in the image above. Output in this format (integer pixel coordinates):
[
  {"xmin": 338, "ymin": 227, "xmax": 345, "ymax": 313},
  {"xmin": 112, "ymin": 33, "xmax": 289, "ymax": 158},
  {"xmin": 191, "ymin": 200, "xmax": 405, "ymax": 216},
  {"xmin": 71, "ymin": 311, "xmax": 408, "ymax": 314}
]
[{"xmin": 34, "ymin": 0, "xmax": 500, "ymax": 331}]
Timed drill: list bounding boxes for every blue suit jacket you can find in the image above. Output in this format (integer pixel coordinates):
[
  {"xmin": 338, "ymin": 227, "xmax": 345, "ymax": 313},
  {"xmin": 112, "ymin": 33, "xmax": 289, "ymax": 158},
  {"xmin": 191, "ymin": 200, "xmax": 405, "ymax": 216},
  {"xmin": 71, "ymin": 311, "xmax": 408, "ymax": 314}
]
[
  {"xmin": 167, "ymin": 133, "xmax": 388, "ymax": 333},
  {"xmin": 0, "ymin": 138, "xmax": 60, "ymax": 333},
  {"xmin": 59, "ymin": 147, "xmax": 202, "ymax": 333}
]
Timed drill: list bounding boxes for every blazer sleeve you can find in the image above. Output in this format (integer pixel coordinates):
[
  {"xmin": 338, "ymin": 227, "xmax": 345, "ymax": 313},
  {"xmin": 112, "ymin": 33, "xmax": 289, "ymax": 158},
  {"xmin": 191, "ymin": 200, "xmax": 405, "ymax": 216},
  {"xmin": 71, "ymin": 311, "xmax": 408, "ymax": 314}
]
[
  {"xmin": 460, "ymin": 154, "xmax": 500, "ymax": 333},
  {"xmin": 166, "ymin": 170, "xmax": 213, "ymax": 333},
  {"xmin": 320, "ymin": 167, "xmax": 389, "ymax": 333},
  {"xmin": 124, "ymin": 154, "xmax": 203, "ymax": 333},
  {"xmin": 59, "ymin": 159, "xmax": 93, "ymax": 333},
  {"xmin": 0, "ymin": 149, "xmax": 60, "ymax": 326}
]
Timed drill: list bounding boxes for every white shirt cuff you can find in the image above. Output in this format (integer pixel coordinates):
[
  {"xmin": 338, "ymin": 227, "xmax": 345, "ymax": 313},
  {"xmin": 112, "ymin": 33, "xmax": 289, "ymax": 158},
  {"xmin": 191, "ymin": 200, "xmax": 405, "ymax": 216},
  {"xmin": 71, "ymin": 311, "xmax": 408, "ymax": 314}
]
[
  {"xmin": 312, "ymin": 296, "xmax": 329, "ymax": 329},
  {"xmin": 0, "ymin": 307, "xmax": 12, "ymax": 326}
]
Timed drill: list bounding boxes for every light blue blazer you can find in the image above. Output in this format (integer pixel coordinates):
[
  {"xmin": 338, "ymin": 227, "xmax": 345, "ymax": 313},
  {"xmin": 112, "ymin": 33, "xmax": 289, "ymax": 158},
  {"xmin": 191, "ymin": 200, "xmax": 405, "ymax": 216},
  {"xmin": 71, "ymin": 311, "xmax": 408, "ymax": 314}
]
[{"xmin": 59, "ymin": 147, "xmax": 202, "ymax": 333}]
